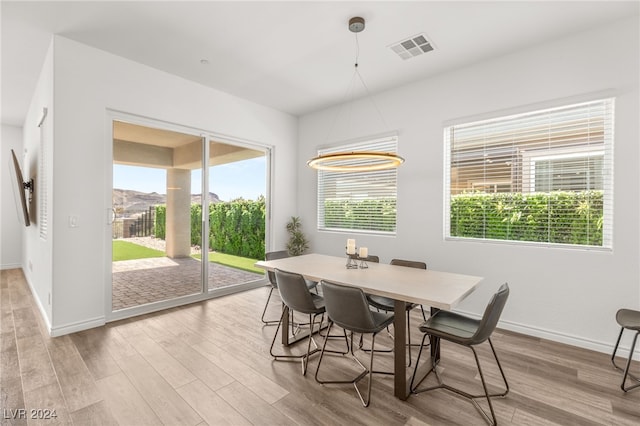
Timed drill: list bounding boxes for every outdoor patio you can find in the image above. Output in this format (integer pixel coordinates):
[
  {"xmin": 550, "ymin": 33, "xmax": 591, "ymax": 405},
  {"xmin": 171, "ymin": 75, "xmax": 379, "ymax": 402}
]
[{"xmin": 112, "ymin": 255, "xmax": 263, "ymax": 311}]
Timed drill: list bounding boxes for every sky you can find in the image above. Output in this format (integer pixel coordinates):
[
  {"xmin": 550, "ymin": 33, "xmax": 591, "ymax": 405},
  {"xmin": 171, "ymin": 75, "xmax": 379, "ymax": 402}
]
[{"xmin": 113, "ymin": 156, "xmax": 266, "ymax": 202}]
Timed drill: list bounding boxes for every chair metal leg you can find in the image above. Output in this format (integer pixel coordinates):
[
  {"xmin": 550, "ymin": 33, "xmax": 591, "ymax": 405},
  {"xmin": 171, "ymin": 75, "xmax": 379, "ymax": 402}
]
[
  {"xmin": 411, "ymin": 337, "xmax": 509, "ymax": 426},
  {"xmin": 611, "ymin": 327, "xmax": 625, "ymax": 364},
  {"xmin": 318, "ymin": 313, "xmax": 350, "ymax": 340},
  {"xmin": 301, "ymin": 313, "xmax": 316, "ymax": 375},
  {"xmin": 409, "ymin": 333, "xmax": 434, "ymax": 391},
  {"xmin": 468, "ymin": 341, "xmax": 509, "ymax": 425},
  {"xmin": 286, "ymin": 306, "xmax": 317, "ymax": 337},
  {"xmin": 260, "ymin": 287, "xmax": 280, "ymax": 325},
  {"xmin": 612, "ymin": 328, "xmax": 640, "ymax": 392},
  {"xmin": 357, "ymin": 332, "xmax": 377, "ymax": 407},
  {"xmin": 261, "ymin": 288, "xmax": 310, "ymax": 330},
  {"xmin": 315, "ymin": 323, "xmax": 391, "ymax": 407},
  {"xmin": 359, "ymin": 308, "xmax": 424, "ymax": 367},
  {"xmin": 269, "ymin": 305, "xmax": 289, "ymax": 355},
  {"xmin": 487, "ymin": 338, "xmax": 510, "ymax": 398},
  {"xmin": 358, "ymin": 333, "xmax": 393, "ymax": 354},
  {"xmin": 269, "ymin": 307, "xmax": 323, "ymax": 376}
]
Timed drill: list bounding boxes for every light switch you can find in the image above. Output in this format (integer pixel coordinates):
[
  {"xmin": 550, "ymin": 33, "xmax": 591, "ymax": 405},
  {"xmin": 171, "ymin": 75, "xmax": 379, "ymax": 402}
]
[{"xmin": 69, "ymin": 215, "xmax": 79, "ymax": 228}]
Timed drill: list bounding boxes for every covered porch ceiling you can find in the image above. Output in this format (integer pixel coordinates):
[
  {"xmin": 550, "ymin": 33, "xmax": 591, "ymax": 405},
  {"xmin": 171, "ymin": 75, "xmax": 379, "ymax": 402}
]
[{"xmin": 112, "ymin": 121, "xmax": 263, "ymax": 170}]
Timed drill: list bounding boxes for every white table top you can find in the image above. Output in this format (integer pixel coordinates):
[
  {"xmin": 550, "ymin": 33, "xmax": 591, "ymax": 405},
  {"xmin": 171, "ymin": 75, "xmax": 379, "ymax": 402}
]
[{"xmin": 255, "ymin": 253, "xmax": 483, "ymax": 310}]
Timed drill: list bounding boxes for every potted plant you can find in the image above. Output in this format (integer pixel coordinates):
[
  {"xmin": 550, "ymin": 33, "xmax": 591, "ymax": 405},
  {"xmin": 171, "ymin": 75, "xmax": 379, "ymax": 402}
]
[{"xmin": 286, "ymin": 216, "xmax": 309, "ymax": 256}]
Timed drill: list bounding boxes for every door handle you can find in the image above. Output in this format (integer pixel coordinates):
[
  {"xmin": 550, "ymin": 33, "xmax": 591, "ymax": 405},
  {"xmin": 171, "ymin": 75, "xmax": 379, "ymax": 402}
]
[{"xmin": 107, "ymin": 208, "xmax": 115, "ymax": 225}]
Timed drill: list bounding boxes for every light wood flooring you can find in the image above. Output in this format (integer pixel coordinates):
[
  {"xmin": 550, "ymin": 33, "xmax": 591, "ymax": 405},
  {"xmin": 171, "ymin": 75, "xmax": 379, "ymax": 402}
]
[{"xmin": 1, "ymin": 268, "xmax": 639, "ymax": 425}]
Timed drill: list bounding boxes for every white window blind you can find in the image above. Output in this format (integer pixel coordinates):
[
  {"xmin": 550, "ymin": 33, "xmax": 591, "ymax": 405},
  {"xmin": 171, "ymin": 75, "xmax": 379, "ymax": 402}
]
[
  {"xmin": 445, "ymin": 98, "xmax": 613, "ymax": 248},
  {"xmin": 39, "ymin": 111, "xmax": 48, "ymax": 240},
  {"xmin": 317, "ymin": 135, "xmax": 399, "ymax": 234}
]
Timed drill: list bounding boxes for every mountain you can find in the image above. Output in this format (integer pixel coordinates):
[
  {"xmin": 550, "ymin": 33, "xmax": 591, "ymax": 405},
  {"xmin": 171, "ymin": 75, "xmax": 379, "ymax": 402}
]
[{"xmin": 113, "ymin": 188, "xmax": 221, "ymax": 215}]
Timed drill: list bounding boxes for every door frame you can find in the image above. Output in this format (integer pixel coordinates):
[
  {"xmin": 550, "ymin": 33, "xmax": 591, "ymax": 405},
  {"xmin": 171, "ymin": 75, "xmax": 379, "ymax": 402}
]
[{"xmin": 104, "ymin": 110, "xmax": 271, "ymax": 322}]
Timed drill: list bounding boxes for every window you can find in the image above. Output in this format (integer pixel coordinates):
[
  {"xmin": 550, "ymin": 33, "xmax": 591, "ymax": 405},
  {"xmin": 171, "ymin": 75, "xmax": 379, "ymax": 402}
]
[
  {"xmin": 317, "ymin": 135, "xmax": 399, "ymax": 234},
  {"xmin": 445, "ymin": 98, "xmax": 613, "ymax": 248},
  {"xmin": 525, "ymin": 147, "xmax": 604, "ymax": 192}
]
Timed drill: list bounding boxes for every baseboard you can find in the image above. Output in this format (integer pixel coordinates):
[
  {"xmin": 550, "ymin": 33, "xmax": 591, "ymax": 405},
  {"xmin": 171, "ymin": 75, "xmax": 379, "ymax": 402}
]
[
  {"xmin": 50, "ymin": 316, "xmax": 106, "ymax": 337},
  {"xmin": 1, "ymin": 262, "xmax": 23, "ymax": 270},
  {"xmin": 454, "ymin": 308, "xmax": 639, "ymax": 361},
  {"xmin": 23, "ymin": 269, "xmax": 53, "ymax": 335},
  {"xmin": 22, "ymin": 268, "xmax": 106, "ymax": 337}
]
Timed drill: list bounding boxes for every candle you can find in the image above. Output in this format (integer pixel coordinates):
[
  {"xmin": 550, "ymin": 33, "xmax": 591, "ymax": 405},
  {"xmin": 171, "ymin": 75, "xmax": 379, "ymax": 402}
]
[
  {"xmin": 346, "ymin": 239, "xmax": 356, "ymax": 254},
  {"xmin": 359, "ymin": 247, "xmax": 368, "ymax": 258}
]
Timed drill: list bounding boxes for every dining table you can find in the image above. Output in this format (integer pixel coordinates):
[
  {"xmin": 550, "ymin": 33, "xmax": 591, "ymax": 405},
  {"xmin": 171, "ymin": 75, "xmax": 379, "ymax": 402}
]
[{"xmin": 254, "ymin": 253, "xmax": 484, "ymax": 400}]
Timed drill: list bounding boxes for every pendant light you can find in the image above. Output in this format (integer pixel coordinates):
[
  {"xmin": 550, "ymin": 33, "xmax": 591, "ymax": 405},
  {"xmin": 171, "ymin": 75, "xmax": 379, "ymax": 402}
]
[{"xmin": 307, "ymin": 17, "xmax": 404, "ymax": 172}]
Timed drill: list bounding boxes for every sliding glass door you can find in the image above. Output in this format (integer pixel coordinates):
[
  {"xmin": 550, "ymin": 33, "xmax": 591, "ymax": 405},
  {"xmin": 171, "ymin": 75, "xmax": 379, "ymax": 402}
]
[
  {"xmin": 111, "ymin": 121, "xmax": 205, "ymax": 313},
  {"xmin": 108, "ymin": 116, "xmax": 268, "ymax": 319},
  {"xmin": 205, "ymin": 138, "xmax": 267, "ymax": 293}
]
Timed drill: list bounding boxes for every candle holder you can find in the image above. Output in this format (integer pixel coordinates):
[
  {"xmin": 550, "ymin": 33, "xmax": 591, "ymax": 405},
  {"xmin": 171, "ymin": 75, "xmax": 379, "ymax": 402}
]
[
  {"xmin": 346, "ymin": 254, "xmax": 359, "ymax": 269},
  {"xmin": 345, "ymin": 250, "xmax": 359, "ymax": 269},
  {"xmin": 358, "ymin": 256, "xmax": 369, "ymax": 269}
]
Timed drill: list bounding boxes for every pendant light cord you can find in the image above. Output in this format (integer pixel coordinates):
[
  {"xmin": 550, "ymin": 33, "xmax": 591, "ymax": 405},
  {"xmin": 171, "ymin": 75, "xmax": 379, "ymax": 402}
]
[
  {"xmin": 353, "ymin": 32, "xmax": 389, "ymax": 131},
  {"xmin": 355, "ymin": 32, "xmax": 360, "ymax": 68},
  {"xmin": 323, "ymin": 24, "xmax": 390, "ymax": 144}
]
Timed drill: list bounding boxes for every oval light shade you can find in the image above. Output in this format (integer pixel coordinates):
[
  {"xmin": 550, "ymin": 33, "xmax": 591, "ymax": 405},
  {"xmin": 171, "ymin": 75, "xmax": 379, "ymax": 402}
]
[{"xmin": 307, "ymin": 151, "xmax": 404, "ymax": 172}]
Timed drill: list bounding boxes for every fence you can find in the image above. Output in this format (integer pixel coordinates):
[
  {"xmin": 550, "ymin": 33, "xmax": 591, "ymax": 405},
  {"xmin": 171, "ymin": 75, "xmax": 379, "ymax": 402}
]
[
  {"xmin": 128, "ymin": 206, "xmax": 156, "ymax": 237},
  {"xmin": 113, "ymin": 206, "xmax": 156, "ymax": 239}
]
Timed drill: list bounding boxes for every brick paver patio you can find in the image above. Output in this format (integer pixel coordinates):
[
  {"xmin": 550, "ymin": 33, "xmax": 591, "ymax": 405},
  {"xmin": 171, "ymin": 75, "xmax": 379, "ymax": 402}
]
[{"xmin": 112, "ymin": 256, "xmax": 263, "ymax": 311}]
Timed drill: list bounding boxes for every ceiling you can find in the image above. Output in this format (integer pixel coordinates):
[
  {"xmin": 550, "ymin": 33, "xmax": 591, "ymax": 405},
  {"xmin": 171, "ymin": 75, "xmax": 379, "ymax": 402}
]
[
  {"xmin": 112, "ymin": 120, "xmax": 264, "ymax": 170},
  {"xmin": 113, "ymin": 121, "xmax": 202, "ymax": 148},
  {"xmin": 2, "ymin": 1, "xmax": 638, "ymax": 126}
]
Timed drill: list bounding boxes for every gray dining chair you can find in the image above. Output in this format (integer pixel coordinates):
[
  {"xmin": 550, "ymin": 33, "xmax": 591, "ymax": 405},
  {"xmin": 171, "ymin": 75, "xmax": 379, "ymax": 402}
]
[
  {"xmin": 261, "ymin": 250, "xmax": 318, "ymax": 325},
  {"xmin": 315, "ymin": 280, "xmax": 394, "ymax": 407},
  {"xmin": 410, "ymin": 283, "xmax": 510, "ymax": 426},
  {"xmin": 611, "ymin": 308, "xmax": 640, "ymax": 392},
  {"xmin": 362, "ymin": 255, "xmax": 380, "ymax": 263},
  {"xmin": 269, "ymin": 269, "xmax": 347, "ymax": 375},
  {"xmin": 365, "ymin": 258, "xmax": 427, "ymax": 366}
]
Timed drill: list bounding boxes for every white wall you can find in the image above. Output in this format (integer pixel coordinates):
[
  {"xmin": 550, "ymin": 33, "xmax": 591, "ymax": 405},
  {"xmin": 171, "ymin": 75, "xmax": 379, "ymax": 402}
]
[
  {"xmin": 21, "ymin": 40, "xmax": 54, "ymax": 329},
  {"xmin": 298, "ymin": 16, "xmax": 640, "ymax": 354},
  {"xmin": 25, "ymin": 36, "xmax": 298, "ymax": 335},
  {"xmin": 1, "ymin": 125, "xmax": 24, "ymax": 269}
]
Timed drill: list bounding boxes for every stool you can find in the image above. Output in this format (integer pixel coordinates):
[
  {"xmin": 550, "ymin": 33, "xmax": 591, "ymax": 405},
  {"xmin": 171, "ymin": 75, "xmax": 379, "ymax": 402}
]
[{"xmin": 611, "ymin": 308, "xmax": 640, "ymax": 392}]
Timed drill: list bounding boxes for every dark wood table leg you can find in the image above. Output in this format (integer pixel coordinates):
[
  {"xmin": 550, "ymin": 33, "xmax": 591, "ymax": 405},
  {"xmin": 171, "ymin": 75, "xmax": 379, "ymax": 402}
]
[
  {"xmin": 394, "ymin": 299, "xmax": 409, "ymax": 400},
  {"xmin": 281, "ymin": 303, "xmax": 291, "ymax": 346},
  {"xmin": 430, "ymin": 307, "xmax": 440, "ymax": 362}
]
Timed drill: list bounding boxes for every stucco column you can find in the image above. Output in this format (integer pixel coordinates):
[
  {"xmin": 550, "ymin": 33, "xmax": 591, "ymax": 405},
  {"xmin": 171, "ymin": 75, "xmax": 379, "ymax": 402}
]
[{"xmin": 166, "ymin": 168, "xmax": 191, "ymax": 258}]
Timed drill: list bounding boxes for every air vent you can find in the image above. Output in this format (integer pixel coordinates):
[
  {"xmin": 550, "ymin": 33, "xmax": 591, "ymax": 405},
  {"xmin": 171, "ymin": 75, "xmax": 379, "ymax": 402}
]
[{"xmin": 389, "ymin": 33, "xmax": 434, "ymax": 60}]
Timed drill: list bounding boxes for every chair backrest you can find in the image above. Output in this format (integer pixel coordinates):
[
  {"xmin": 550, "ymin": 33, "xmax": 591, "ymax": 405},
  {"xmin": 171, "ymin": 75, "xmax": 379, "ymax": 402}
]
[
  {"xmin": 266, "ymin": 250, "xmax": 289, "ymax": 287},
  {"xmin": 471, "ymin": 283, "xmax": 509, "ymax": 344},
  {"xmin": 390, "ymin": 258, "xmax": 427, "ymax": 269},
  {"xmin": 364, "ymin": 255, "xmax": 380, "ymax": 263},
  {"xmin": 321, "ymin": 280, "xmax": 378, "ymax": 333},
  {"xmin": 274, "ymin": 269, "xmax": 319, "ymax": 313}
]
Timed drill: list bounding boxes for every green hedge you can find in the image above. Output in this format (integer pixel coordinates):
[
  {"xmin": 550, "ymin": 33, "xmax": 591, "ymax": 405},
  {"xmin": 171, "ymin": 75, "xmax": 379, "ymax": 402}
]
[
  {"xmin": 154, "ymin": 205, "xmax": 166, "ymax": 239},
  {"xmin": 323, "ymin": 199, "xmax": 397, "ymax": 232},
  {"xmin": 450, "ymin": 191, "xmax": 604, "ymax": 246},
  {"xmin": 154, "ymin": 199, "xmax": 265, "ymax": 259},
  {"xmin": 207, "ymin": 199, "xmax": 266, "ymax": 259}
]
